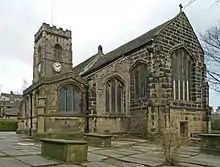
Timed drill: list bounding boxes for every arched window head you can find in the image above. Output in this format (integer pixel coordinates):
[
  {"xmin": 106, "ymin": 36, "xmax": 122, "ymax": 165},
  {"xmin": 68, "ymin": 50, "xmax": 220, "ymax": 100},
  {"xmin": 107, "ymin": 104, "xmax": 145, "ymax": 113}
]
[
  {"xmin": 171, "ymin": 48, "xmax": 193, "ymax": 101},
  {"xmin": 59, "ymin": 84, "xmax": 81, "ymax": 113},
  {"xmin": 131, "ymin": 63, "xmax": 149, "ymax": 99},
  {"xmin": 106, "ymin": 77, "xmax": 125, "ymax": 113},
  {"xmin": 54, "ymin": 44, "xmax": 62, "ymax": 61}
]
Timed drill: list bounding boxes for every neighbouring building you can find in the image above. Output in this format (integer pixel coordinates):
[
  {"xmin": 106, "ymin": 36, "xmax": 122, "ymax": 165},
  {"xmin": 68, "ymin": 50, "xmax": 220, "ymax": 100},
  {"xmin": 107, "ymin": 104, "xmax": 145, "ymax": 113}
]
[
  {"xmin": 0, "ymin": 91, "xmax": 23, "ymax": 120},
  {"xmin": 216, "ymin": 106, "xmax": 220, "ymax": 114},
  {"xmin": 17, "ymin": 7, "xmax": 211, "ymax": 138}
]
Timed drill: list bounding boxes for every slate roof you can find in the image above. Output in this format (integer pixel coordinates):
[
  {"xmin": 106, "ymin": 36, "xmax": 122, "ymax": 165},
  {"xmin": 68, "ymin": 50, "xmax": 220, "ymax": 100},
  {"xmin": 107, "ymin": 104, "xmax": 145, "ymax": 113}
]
[
  {"xmin": 4, "ymin": 108, "xmax": 19, "ymax": 116},
  {"xmin": 1, "ymin": 93, "xmax": 23, "ymax": 99},
  {"xmin": 72, "ymin": 12, "xmax": 182, "ymax": 76}
]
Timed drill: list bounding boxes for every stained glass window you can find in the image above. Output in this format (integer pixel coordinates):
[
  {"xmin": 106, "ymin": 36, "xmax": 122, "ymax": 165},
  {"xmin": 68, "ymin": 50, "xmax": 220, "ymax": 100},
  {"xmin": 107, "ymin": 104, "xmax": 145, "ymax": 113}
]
[
  {"xmin": 73, "ymin": 90, "xmax": 79, "ymax": 112},
  {"xmin": 59, "ymin": 85, "xmax": 80, "ymax": 113},
  {"xmin": 133, "ymin": 63, "xmax": 149, "ymax": 99},
  {"xmin": 171, "ymin": 48, "xmax": 192, "ymax": 101},
  {"xmin": 106, "ymin": 77, "xmax": 125, "ymax": 113}
]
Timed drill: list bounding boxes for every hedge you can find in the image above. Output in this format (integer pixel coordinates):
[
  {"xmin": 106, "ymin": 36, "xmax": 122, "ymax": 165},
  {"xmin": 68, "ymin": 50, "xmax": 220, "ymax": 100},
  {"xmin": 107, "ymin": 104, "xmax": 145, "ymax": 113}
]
[{"xmin": 0, "ymin": 118, "xmax": 18, "ymax": 131}]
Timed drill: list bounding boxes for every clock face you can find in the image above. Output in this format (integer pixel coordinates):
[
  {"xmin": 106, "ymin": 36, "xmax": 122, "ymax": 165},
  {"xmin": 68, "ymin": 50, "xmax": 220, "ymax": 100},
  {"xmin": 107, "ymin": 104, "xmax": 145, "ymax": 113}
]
[
  {"xmin": 53, "ymin": 62, "xmax": 62, "ymax": 72},
  {"xmin": 38, "ymin": 63, "xmax": 41, "ymax": 73}
]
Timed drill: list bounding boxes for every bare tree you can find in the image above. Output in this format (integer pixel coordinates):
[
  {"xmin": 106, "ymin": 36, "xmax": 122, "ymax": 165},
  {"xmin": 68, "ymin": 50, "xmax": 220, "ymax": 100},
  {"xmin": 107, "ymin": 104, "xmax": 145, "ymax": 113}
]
[
  {"xmin": 200, "ymin": 21, "xmax": 220, "ymax": 92},
  {"xmin": 15, "ymin": 78, "xmax": 30, "ymax": 94}
]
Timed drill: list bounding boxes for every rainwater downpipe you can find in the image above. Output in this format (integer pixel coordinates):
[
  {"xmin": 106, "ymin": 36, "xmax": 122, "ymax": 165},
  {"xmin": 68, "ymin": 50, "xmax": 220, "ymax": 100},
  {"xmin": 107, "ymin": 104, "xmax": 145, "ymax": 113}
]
[
  {"xmin": 29, "ymin": 93, "xmax": 33, "ymax": 136},
  {"xmin": 85, "ymin": 81, "xmax": 89, "ymax": 133}
]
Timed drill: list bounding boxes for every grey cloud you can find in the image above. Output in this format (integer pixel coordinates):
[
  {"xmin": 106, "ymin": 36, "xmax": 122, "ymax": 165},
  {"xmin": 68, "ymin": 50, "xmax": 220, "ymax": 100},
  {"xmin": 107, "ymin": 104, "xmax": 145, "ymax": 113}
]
[{"xmin": 0, "ymin": 0, "xmax": 40, "ymax": 64}]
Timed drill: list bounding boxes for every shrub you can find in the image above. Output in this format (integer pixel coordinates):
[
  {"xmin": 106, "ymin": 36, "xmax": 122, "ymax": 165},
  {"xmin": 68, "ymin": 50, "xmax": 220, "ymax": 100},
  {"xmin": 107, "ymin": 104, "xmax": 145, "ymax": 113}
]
[
  {"xmin": 212, "ymin": 119, "xmax": 220, "ymax": 130},
  {"xmin": 156, "ymin": 117, "xmax": 188, "ymax": 166},
  {"xmin": 157, "ymin": 128, "xmax": 187, "ymax": 166},
  {"xmin": 0, "ymin": 118, "xmax": 18, "ymax": 131}
]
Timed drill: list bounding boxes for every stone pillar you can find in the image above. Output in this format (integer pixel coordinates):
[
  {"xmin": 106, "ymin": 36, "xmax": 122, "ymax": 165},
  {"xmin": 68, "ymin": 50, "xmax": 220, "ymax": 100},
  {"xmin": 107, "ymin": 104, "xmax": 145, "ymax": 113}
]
[{"xmin": 37, "ymin": 96, "xmax": 46, "ymax": 134}]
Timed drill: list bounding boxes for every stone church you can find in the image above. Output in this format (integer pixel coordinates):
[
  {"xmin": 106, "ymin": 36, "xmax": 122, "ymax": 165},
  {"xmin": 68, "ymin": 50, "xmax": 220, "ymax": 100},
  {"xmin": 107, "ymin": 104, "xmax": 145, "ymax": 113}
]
[{"xmin": 17, "ymin": 9, "xmax": 210, "ymax": 138}]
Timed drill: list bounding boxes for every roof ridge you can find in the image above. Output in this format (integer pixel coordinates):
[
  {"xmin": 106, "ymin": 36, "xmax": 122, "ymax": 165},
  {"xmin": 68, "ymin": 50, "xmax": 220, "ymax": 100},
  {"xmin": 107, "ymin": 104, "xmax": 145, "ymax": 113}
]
[
  {"xmin": 154, "ymin": 11, "xmax": 184, "ymax": 36},
  {"xmin": 73, "ymin": 11, "xmax": 186, "ymax": 76}
]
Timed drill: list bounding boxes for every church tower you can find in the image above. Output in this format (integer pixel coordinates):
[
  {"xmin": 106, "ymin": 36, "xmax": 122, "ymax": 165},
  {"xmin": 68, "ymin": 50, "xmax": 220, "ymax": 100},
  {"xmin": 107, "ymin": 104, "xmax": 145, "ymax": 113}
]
[{"xmin": 33, "ymin": 23, "xmax": 72, "ymax": 83}]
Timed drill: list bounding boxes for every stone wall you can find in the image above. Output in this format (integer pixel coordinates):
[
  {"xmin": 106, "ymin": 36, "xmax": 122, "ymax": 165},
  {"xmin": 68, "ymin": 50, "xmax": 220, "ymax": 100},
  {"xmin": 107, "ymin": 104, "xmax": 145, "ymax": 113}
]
[
  {"xmin": 155, "ymin": 13, "xmax": 206, "ymax": 109},
  {"xmin": 45, "ymin": 116, "xmax": 85, "ymax": 133},
  {"xmin": 33, "ymin": 23, "xmax": 72, "ymax": 83},
  {"xmin": 85, "ymin": 12, "xmax": 207, "ymax": 135},
  {"xmin": 89, "ymin": 116, "xmax": 129, "ymax": 133},
  {"xmin": 86, "ymin": 56, "xmax": 131, "ymax": 133}
]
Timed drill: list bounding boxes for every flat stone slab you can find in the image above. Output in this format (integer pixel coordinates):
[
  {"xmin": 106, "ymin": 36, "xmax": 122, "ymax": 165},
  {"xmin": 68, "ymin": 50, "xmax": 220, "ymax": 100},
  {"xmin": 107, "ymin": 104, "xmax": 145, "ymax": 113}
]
[
  {"xmin": 21, "ymin": 149, "xmax": 41, "ymax": 155},
  {"xmin": 88, "ymin": 153, "xmax": 108, "ymax": 162},
  {"xmin": 121, "ymin": 163, "xmax": 145, "ymax": 167},
  {"xmin": 85, "ymin": 133, "xmax": 113, "ymax": 138},
  {"xmin": 111, "ymin": 148, "xmax": 142, "ymax": 155},
  {"xmin": 53, "ymin": 165, "xmax": 81, "ymax": 167},
  {"xmin": 83, "ymin": 162, "xmax": 117, "ymax": 167},
  {"xmin": 2, "ymin": 150, "xmax": 29, "ymax": 156},
  {"xmin": 15, "ymin": 155, "xmax": 60, "ymax": 167},
  {"xmin": 180, "ymin": 155, "xmax": 220, "ymax": 167},
  {"xmin": 129, "ymin": 152, "xmax": 164, "ymax": 160},
  {"xmin": 92, "ymin": 149, "xmax": 125, "ymax": 158},
  {"xmin": 0, "ymin": 157, "xmax": 31, "ymax": 167},
  {"xmin": 117, "ymin": 156, "xmax": 164, "ymax": 167},
  {"xmin": 112, "ymin": 141, "xmax": 137, "ymax": 147},
  {"xmin": 132, "ymin": 145, "xmax": 160, "ymax": 153},
  {"xmin": 179, "ymin": 162, "xmax": 204, "ymax": 167},
  {"xmin": 40, "ymin": 138, "xmax": 87, "ymax": 144},
  {"xmin": 0, "ymin": 151, "xmax": 7, "ymax": 156},
  {"xmin": 88, "ymin": 146, "xmax": 104, "ymax": 152}
]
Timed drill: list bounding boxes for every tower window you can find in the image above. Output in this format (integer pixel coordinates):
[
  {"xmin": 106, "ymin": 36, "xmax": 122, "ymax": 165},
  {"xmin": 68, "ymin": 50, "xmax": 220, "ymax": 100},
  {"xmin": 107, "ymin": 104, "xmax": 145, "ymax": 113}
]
[{"xmin": 54, "ymin": 44, "xmax": 62, "ymax": 61}]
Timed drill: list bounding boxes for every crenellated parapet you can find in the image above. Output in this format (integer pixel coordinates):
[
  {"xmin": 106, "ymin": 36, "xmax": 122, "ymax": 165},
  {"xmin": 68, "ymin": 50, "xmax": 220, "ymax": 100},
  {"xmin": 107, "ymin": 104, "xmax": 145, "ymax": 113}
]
[{"xmin": 34, "ymin": 23, "xmax": 71, "ymax": 42}]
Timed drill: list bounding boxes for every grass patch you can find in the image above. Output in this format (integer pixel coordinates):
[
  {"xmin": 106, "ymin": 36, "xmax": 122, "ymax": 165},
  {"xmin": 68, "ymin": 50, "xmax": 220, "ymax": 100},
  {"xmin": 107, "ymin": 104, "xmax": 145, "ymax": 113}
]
[{"xmin": 0, "ymin": 118, "xmax": 18, "ymax": 131}]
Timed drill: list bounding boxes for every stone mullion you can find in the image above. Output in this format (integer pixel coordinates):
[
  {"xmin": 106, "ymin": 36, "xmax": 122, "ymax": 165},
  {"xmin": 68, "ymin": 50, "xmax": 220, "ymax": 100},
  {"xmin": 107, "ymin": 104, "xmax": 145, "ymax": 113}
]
[
  {"xmin": 115, "ymin": 81, "xmax": 118, "ymax": 113},
  {"xmin": 191, "ymin": 62, "xmax": 197, "ymax": 102},
  {"xmin": 109, "ymin": 82, "xmax": 112, "ymax": 113}
]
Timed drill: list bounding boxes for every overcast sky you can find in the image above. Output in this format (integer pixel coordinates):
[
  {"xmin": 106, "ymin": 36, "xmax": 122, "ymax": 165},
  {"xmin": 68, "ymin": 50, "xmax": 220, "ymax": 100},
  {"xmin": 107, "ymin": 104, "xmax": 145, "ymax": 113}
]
[{"xmin": 0, "ymin": 0, "xmax": 219, "ymax": 108}]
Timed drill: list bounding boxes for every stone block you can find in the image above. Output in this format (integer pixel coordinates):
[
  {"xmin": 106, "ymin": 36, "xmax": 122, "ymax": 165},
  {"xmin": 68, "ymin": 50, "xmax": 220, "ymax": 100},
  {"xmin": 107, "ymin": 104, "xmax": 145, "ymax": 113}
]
[
  {"xmin": 35, "ymin": 132, "xmax": 84, "ymax": 141},
  {"xmin": 200, "ymin": 133, "xmax": 220, "ymax": 154},
  {"xmin": 40, "ymin": 138, "xmax": 88, "ymax": 163},
  {"xmin": 84, "ymin": 133, "xmax": 112, "ymax": 147}
]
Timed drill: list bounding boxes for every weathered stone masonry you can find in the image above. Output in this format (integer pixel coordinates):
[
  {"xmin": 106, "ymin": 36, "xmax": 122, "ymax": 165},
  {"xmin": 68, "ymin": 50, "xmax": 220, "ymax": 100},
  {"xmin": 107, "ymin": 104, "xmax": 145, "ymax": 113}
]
[{"xmin": 17, "ymin": 10, "xmax": 210, "ymax": 138}]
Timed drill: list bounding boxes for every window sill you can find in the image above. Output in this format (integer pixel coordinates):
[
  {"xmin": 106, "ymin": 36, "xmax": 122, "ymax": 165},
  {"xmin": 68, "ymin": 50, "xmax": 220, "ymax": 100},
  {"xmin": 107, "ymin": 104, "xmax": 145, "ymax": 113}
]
[
  {"xmin": 89, "ymin": 113, "xmax": 127, "ymax": 118},
  {"xmin": 131, "ymin": 97, "xmax": 148, "ymax": 102},
  {"xmin": 172, "ymin": 99, "xmax": 193, "ymax": 103},
  {"xmin": 38, "ymin": 113, "xmax": 85, "ymax": 117}
]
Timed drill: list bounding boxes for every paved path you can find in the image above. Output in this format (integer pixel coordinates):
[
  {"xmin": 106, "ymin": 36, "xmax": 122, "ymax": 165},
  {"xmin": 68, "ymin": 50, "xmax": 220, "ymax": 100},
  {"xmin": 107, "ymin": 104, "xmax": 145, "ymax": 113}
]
[{"xmin": 0, "ymin": 132, "xmax": 220, "ymax": 167}]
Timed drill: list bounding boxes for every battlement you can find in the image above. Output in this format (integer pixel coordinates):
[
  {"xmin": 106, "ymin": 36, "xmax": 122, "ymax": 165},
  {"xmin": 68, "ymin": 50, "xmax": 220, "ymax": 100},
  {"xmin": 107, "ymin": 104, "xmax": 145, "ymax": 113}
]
[{"xmin": 34, "ymin": 23, "xmax": 71, "ymax": 41}]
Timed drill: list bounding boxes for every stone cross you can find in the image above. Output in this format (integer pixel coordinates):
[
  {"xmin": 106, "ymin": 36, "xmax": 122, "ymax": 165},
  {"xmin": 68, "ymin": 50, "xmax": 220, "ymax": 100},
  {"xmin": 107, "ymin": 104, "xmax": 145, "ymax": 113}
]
[{"xmin": 179, "ymin": 4, "xmax": 183, "ymax": 12}]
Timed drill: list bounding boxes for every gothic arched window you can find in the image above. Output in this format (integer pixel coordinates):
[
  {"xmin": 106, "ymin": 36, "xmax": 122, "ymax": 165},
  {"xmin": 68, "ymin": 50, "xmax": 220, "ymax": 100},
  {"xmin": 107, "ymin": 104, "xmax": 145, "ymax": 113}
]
[
  {"xmin": 171, "ymin": 48, "xmax": 193, "ymax": 101},
  {"xmin": 54, "ymin": 44, "xmax": 62, "ymax": 61},
  {"xmin": 132, "ymin": 63, "xmax": 149, "ymax": 99},
  {"xmin": 59, "ymin": 85, "xmax": 81, "ymax": 113},
  {"xmin": 106, "ymin": 77, "xmax": 125, "ymax": 113}
]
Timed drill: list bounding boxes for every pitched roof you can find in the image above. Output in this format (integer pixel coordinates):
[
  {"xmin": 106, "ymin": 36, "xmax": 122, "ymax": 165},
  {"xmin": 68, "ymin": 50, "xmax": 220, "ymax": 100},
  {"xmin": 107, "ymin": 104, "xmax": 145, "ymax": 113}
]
[
  {"xmin": 1, "ymin": 92, "xmax": 23, "ymax": 99},
  {"xmin": 4, "ymin": 108, "xmax": 19, "ymax": 116},
  {"xmin": 73, "ymin": 12, "xmax": 182, "ymax": 76}
]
